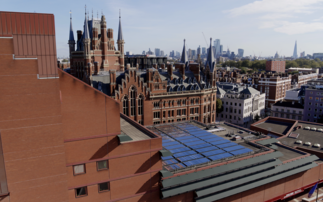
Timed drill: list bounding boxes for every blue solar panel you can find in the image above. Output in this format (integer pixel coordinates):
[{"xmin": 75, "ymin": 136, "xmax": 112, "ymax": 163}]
[
  {"xmin": 169, "ymin": 147, "xmax": 191, "ymax": 153},
  {"xmin": 210, "ymin": 140, "xmax": 231, "ymax": 145},
  {"xmin": 163, "ymin": 158, "xmax": 179, "ymax": 165},
  {"xmin": 209, "ymin": 153, "xmax": 233, "ymax": 161},
  {"xmin": 175, "ymin": 136, "xmax": 193, "ymax": 140},
  {"xmin": 177, "ymin": 154, "xmax": 203, "ymax": 162},
  {"xmin": 223, "ymin": 145, "xmax": 245, "ymax": 152},
  {"xmin": 196, "ymin": 146, "xmax": 219, "ymax": 153},
  {"xmin": 181, "ymin": 138, "xmax": 200, "ymax": 143},
  {"xmin": 183, "ymin": 158, "xmax": 210, "ymax": 166},
  {"xmin": 203, "ymin": 149, "xmax": 226, "ymax": 156},
  {"xmin": 190, "ymin": 143, "xmax": 212, "ymax": 149},
  {"xmin": 185, "ymin": 140, "xmax": 205, "ymax": 146},
  {"xmin": 215, "ymin": 142, "xmax": 237, "ymax": 148},
  {"xmin": 203, "ymin": 137, "xmax": 224, "ymax": 142},
  {"xmin": 230, "ymin": 148, "xmax": 253, "ymax": 156},
  {"xmin": 189, "ymin": 131, "xmax": 207, "ymax": 135},
  {"xmin": 164, "ymin": 144, "xmax": 185, "ymax": 150},
  {"xmin": 161, "ymin": 156, "xmax": 173, "ymax": 160},
  {"xmin": 173, "ymin": 150, "xmax": 197, "ymax": 158},
  {"xmin": 164, "ymin": 163, "xmax": 186, "ymax": 170}
]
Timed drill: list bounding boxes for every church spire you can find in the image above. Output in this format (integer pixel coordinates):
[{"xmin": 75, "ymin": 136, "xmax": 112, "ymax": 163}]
[
  {"xmin": 118, "ymin": 9, "xmax": 124, "ymax": 41},
  {"xmin": 69, "ymin": 10, "xmax": 75, "ymax": 42},
  {"xmin": 83, "ymin": 6, "xmax": 90, "ymax": 39},
  {"xmin": 206, "ymin": 38, "xmax": 215, "ymax": 71},
  {"xmin": 180, "ymin": 39, "xmax": 188, "ymax": 64}
]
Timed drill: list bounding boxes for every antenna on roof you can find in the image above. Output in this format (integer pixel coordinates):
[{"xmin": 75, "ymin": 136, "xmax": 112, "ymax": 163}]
[
  {"xmin": 85, "ymin": 5, "xmax": 87, "ymax": 17},
  {"xmin": 92, "ymin": 9, "xmax": 93, "ymax": 20},
  {"xmin": 70, "ymin": 10, "xmax": 72, "ymax": 19}
]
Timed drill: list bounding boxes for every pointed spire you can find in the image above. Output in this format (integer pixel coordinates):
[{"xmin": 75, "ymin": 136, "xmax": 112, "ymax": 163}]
[
  {"xmin": 83, "ymin": 6, "xmax": 90, "ymax": 39},
  {"xmin": 118, "ymin": 9, "xmax": 124, "ymax": 41},
  {"xmin": 206, "ymin": 38, "xmax": 215, "ymax": 71},
  {"xmin": 180, "ymin": 39, "xmax": 188, "ymax": 64},
  {"xmin": 69, "ymin": 10, "xmax": 75, "ymax": 41},
  {"xmin": 293, "ymin": 40, "xmax": 298, "ymax": 59}
]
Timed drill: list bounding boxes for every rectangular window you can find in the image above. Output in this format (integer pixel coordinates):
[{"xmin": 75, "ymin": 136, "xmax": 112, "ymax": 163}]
[
  {"xmin": 309, "ymin": 97, "xmax": 313, "ymax": 100},
  {"xmin": 195, "ymin": 108, "xmax": 199, "ymax": 114},
  {"xmin": 98, "ymin": 182, "xmax": 109, "ymax": 192},
  {"xmin": 74, "ymin": 164, "xmax": 85, "ymax": 175},
  {"xmin": 153, "ymin": 112, "xmax": 160, "ymax": 118},
  {"xmin": 168, "ymin": 111, "xmax": 170, "ymax": 117},
  {"xmin": 316, "ymin": 97, "xmax": 319, "ymax": 101},
  {"xmin": 75, "ymin": 187, "xmax": 87, "ymax": 197},
  {"xmin": 163, "ymin": 111, "xmax": 166, "ymax": 118},
  {"xmin": 172, "ymin": 110, "xmax": 174, "ymax": 117},
  {"xmin": 177, "ymin": 109, "xmax": 181, "ymax": 116},
  {"xmin": 182, "ymin": 109, "xmax": 186, "ymax": 115},
  {"xmin": 97, "ymin": 160, "xmax": 108, "ymax": 170}
]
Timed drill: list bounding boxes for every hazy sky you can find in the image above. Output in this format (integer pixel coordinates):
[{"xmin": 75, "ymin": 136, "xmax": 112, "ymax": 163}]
[{"xmin": 2, "ymin": 0, "xmax": 323, "ymax": 57}]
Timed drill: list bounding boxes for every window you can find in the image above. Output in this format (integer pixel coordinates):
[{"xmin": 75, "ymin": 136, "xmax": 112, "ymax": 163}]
[
  {"xmin": 163, "ymin": 111, "xmax": 166, "ymax": 118},
  {"xmin": 98, "ymin": 182, "xmax": 109, "ymax": 192},
  {"xmin": 123, "ymin": 96, "xmax": 129, "ymax": 116},
  {"xmin": 309, "ymin": 97, "xmax": 313, "ymax": 100},
  {"xmin": 97, "ymin": 160, "xmax": 108, "ymax": 170},
  {"xmin": 195, "ymin": 108, "xmax": 199, "ymax": 114},
  {"xmin": 75, "ymin": 187, "xmax": 87, "ymax": 197},
  {"xmin": 316, "ymin": 97, "xmax": 319, "ymax": 101},
  {"xmin": 190, "ymin": 108, "xmax": 194, "ymax": 115},
  {"xmin": 182, "ymin": 109, "xmax": 186, "ymax": 115},
  {"xmin": 130, "ymin": 86, "xmax": 136, "ymax": 116},
  {"xmin": 177, "ymin": 109, "xmax": 181, "ymax": 116},
  {"xmin": 138, "ymin": 95, "xmax": 143, "ymax": 115},
  {"xmin": 153, "ymin": 112, "xmax": 160, "ymax": 118},
  {"xmin": 168, "ymin": 111, "xmax": 170, "ymax": 117},
  {"xmin": 74, "ymin": 164, "xmax": 85, "ymax": 175}
]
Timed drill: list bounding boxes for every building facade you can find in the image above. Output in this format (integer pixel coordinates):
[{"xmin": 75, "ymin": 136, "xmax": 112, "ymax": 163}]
[
  {"xmin": 258, "ymin": 75, "xmax": 292, "ymax": 108},
  {"xmin": 68, "ymin": 12, "xmax": 125, "ymax": 85},
  {"xmin": 303, "ymin": 85, "xmax": 323, "ymax": 122},
  {"xmin": 92, "ymin": 39, "xmax": 218, "ymax": 126},
  {"xmin": 266, "ymin": 59, "xmax": 286, "ymax": 73},
  {"xmin": 216, "ymin": 83, "xmax": 265, "ymax": 126},
  {"xmin": 124, "ymin": 55, "xmax": 167, "ymax": 70},
  {"xmin": 271, "ymin": 101, "xmax": 304, "ymax": 120}
]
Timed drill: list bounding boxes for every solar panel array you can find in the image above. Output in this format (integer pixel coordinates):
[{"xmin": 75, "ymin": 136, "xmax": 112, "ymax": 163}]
[{"xmin": 151, "ymin": 123, "xmax": 253, "ymax": 171}]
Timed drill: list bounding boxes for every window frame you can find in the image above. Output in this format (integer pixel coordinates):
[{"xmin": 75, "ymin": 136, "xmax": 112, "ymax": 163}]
[
  {"xmin": 73, "ymin": 164, "xmax": 86, "ymax": 176},
  {"xmin": 98, "ymin": 182, "xmax": 110, "ymax": 193},
  {"xmin": 75, "ymin": 186, "xmax": 88, "ymax": 198},
  {"xmin": 97, "ymin": 160, "xmax": 109, "ymax": 171}
]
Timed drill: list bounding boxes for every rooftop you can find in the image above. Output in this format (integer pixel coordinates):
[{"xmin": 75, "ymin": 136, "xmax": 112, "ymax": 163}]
[
  {"xmin": 120, "ymin": 117, "xmax": 156, "ymax": 141},
  {"xmin": 279, "ymin": 122, "xmax": 323, "ymax": 152},
  {"xmin": 148, "ymin": 121, "xmax": 268, "ymax": 173},
  {"xmin": 254, "ymin": 120, "xmax": 293, "ymax": 135}
]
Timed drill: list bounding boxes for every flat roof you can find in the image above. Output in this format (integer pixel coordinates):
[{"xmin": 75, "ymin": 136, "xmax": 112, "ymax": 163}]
[
  {"xmin": 148, "ymin": 122, "xmax": 267, "ymax": 173},
  {"xmin": 120, "ymin": 117, "xmax": 154, "ymax": 141},
  {"xmin": 255, "ymin": 120, "xmax": 293, "ymax": 135},
  {"xmin": 279, "ymin": 122, "xmax": 323, "ymax": 152}
]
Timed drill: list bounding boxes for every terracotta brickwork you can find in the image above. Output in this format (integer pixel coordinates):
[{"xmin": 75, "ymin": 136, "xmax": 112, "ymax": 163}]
[{"xmin": 266, "ymin": 60, "xmax": 286, "ymax": 73}]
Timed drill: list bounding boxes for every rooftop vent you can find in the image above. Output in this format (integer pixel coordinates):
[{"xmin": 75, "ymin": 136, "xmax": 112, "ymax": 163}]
[
  {"xmin": 304, "ymin": 126, "xmax": 310, "ymax": 130},
  {"xmin": 289, "ymin": 133, "xmax": 299, "ymax": 139},
  {"xmin": 304, "ymin": 142, "xmax": 312, "ymax": 146},
  {"xmin": 318, "ymin": 128, "xmax": 323, "ymax": 132},
  {"xmin": 311, "ymin": 127, "xmax": 317, "ymax": 131},
  {"xmin": 295, "ymin": 140, "xmax": 302, "ymax": 144},
  {"xmin": 313, "ymin": 143, "xmax": 321, "ymax": 148}
]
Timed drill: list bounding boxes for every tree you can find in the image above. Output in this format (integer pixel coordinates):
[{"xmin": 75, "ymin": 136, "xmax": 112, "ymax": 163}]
[
  {"xmin": 242, "ymin": 60, "xmax": 251, "ymax": 68},
  {"xmin": 254, "ymin": 114, "xmax": 260, "ymax": 122},
  {"xmin": 62, "ymin": 59, "xmax": 68, "ymax": 62},
  {"xmin": 216, "ymin": 99, "xmax": 223, "ymax": 113}
]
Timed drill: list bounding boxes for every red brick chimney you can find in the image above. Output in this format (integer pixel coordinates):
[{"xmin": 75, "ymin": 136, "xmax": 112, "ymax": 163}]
[{"xmin": 167, "ymin": 64, "xmax": 173, "ymax": 80}]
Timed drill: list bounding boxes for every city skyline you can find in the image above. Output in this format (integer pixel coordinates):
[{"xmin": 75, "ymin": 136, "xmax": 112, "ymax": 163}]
[{"xmin": 2, "ymin": 0, "xmax": 323, "ymax": 58}]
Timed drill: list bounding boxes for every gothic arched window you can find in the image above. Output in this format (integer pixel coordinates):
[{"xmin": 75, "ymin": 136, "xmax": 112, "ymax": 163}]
[
  {"xmin": 123, "ymin": 96, "xmax": 129, "ymax": 116},
  {"xmin": 130, "ymin": 86, "xmax": 136, "ymax": 116},
  {"xmin": 138, "ymin": 95, "xmax": 143, "ymax": 115}
]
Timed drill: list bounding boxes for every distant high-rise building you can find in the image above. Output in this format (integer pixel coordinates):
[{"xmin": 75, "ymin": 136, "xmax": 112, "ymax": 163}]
[
  {"xmin": 155, "ymin": 48, "xmax": 161, "ymax": 56},
  {"xmin": 197, "ymin": 46, "xmax": 201, "ymax": 55},
  {"xmin": 147, "ymin": 48, "xmax": 153, "ymax": 55},
  {"xmin": 126, "ymin": 51, "xmax": 132, "ymax": 55},
  {"xmin": 202, "ymin": 47, "xmax": 206, "ymax": 55},
  {"xmin": 238, "ymin": 49, "xmax": 244, "ymax": 57},
  {"xmin": 176, "ymin": 51, "xmax": 180, "ymax": 58},
  {"xmin": 274, "ymin": 51, "xmax": 280, "ymax": 59},
  {"xmin": 300, "ymin": 51, "xmax": 305, "ymax": 57},
  {"xmin": 160, "ymin": 50, "xmax": 164, "ymax": 57},
  {"xmin": 293, "ymin": 41, "xmax": 298, "ymax": 59},
  {"xmin": 214, "ymin": 39, "xmax": 220, "ymax": 56},
  {"xmin": 170, "ymin": 50, "xmax": 175, "ymax": 57},
  {"xmin": 188, "ymin": 49, "xmax": 192, "ymax": 59},
  {"xmin": 142, "ymin": 50, "xmax": 146, "ymax": 55},
  {"xmin": 192, "ymin": 50, "xmax": 196, "ymax": 59},
  {"xmin": 220, "ymin": 45, "xmax": 223, "ymax": 55}
]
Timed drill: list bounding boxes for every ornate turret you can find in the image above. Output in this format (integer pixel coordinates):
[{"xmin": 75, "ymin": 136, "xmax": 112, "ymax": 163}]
[
  {"xmin": 117, "ymin": 10, "xmax": 125, "ymax": 71},
  {"xmin": 68, "ymin": 11, "xmax": 75, "ymax": 58}
]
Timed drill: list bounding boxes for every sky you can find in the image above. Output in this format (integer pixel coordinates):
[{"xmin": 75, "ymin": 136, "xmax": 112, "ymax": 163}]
[{"xmin": 2, "ymin": 0, "xmax": 323, "ymax": 58}]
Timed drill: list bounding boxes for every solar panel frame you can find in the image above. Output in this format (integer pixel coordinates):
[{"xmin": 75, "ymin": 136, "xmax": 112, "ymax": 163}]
[
  {"xmin": 173, "ymin": 150, "xmax": 197, "ymax": 158},
  {"xmin": 223, "ymin": 145, "xmax": 245, "ymax": 152},
  {"xmin": 202, "ymin": 149, "xmax": 226, "ymax": 156},
  {"xmin": 190, "ymin": 143, "xmax": 213, "ymax": 149},
  {"xmin": 196, "ymin": 146, "xmax": 219, "ymax": 153},
  {"xmin": 209, "ymin": 153, "xmax": 233, "ymax": 161}
]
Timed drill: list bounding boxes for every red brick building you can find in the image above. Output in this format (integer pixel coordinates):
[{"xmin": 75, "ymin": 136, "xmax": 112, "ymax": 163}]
[
  {"xmin": 2, "ymin": 10, "xmax": 323, "ymax": 202},
  {"xmin": 0, "ymin": 11, "xmax": 162, "ymax": 202},
  {"xmin": 92, "ymin": 40, "xmax": 218, "ymax": 126},
  {"xmin": 266, "ymin": 59, "xmax": 286, "ymax": 73},
  {"xmin": 68, "ymin": 12, "xmax": 125, "ymax": 85}
]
